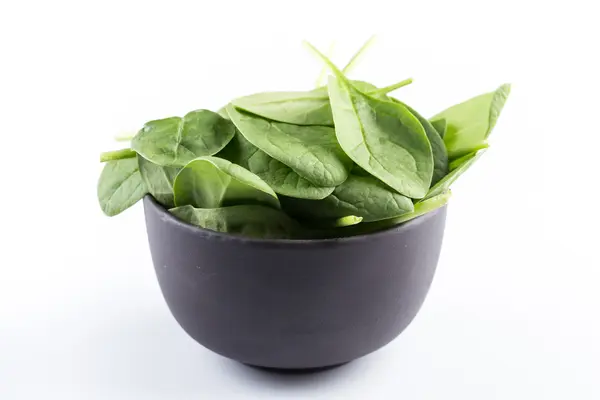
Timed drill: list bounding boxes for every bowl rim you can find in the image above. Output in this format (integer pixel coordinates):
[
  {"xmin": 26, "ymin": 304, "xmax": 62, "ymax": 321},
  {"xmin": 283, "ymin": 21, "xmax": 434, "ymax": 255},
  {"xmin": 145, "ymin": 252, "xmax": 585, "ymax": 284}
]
[{"xmin": 144, "ymin": 195, "xmax": 447, "ymax": 246}]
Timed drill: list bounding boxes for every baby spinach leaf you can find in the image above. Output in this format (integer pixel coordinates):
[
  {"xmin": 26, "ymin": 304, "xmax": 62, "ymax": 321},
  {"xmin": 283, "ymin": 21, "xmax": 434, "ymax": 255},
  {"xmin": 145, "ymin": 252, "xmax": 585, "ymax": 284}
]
[
  {"xmin": 137, "ymin": 155, "xmax": 180, "ymax": 208},
  {"xmin": 425, "ymin": 150, "xmax": 485, "ymax": 200},
  {"xmin": 170, "ymin": 205, "xmax": 298, "ymax": 239},
  {"xmin": 232, "ymin": 90, "xmax": 334, "ymax": 126},
  {"xmin": 173, "ymin": 156, "xmax": 280, "ymax": 210},
  {"xmin": 226, "ymin": 105, "xmax": 352, "ymax": 187},
  {"xmin": 247, "ymin": 150, "xmax": 336, "ymax": 200},
  {"xmin": 335, "ymin": 190, "xmax": 452, "ymax": 237},
  {"xmin": 431, "ymin": 84, "xmax": 510, "ymax": 160},
  {"xmin": 430, "ymin": 118, "xmax": 447, "ymax": 139},
  {"xmin": 216, "ymin": 130, "xmax": 258, "ymax": 168},
  {"xmin": 97, "ymin": 157, "xmax": 147, "ymax": 216},
  {"xmin": 327, "ymin": 74, "xmax": 433, "ymax": 198},
  {"xmin": 280, "ymin": 174, "xmax": 414, "ymax": 222},
  {"xmin": 131, "ymin": 109, "xmax": 236, "ymax": 167},
  {"xmin": 305, "ymin": 42, "xmax": 434, "ymax": 198},
  {"xmin": 218, "ymin": 133, "xmax": 335, "ymax": 200},
  {"xmin": 393, "ymin": 99, "xmax": 449, "ymax": 186}
]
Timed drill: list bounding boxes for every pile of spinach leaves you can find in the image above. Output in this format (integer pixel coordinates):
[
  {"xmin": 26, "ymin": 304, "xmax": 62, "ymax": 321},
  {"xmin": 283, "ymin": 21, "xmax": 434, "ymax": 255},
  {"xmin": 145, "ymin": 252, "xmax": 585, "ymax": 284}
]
[{"xmin": 97, "ymin": 40, "xmax": 510, "ymax": 239}]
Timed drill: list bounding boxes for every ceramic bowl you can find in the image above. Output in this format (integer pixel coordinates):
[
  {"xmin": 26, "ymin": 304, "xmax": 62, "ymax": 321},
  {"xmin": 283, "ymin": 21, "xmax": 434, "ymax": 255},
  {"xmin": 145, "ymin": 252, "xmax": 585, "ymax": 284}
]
[{"xmin": 143, "ymin": 195, "xmax": 447, "ymax": 370}]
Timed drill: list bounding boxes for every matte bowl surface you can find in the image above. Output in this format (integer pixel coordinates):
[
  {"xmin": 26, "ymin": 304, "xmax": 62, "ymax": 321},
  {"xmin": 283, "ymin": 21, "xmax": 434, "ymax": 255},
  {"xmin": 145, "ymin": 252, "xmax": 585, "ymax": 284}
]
[{"xmin": 143, "ymin": 195, "xmax": 447, "ymax": 369}]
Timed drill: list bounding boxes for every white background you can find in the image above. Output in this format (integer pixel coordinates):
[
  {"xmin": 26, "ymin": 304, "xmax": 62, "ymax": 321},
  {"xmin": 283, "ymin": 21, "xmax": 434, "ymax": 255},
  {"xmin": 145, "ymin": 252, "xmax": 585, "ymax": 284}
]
[{"xmin": 1, "ymin": 1, "xmax": 599, "ymax": 398}]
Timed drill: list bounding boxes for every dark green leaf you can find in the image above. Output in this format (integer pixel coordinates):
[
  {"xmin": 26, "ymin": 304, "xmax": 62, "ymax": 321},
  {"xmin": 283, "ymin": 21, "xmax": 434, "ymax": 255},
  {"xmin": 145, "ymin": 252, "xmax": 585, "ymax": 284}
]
[
  {"xmin": 226, "ymin": 105, "xmax": 352, "ymax": 187},
  {"xmin": 305, "ymin": 42, "xmax": 433, "ymax": 198},
  {"xmin": 281, "ymin": 174, "xmax": 414, "ymax": 222},
  {"xmin": 219, "ymin": 133, "xmax": 335, "ymax": 200},
  {"xmin": 97, "ymin": 158, "xmax": 147, "ymax": 216},
  {"xmin": 137, "ymin": 155, "xmax": 179, "ymax": 208},
  {"xmin": 430, "ymin": 118, "xmax": 447, "ymax": 139},
  {"xmin": 327, "ymin": 74, "xmax": 434, "ymax": 198},
  {"xmin": 328, "ymin": 190, "xmax": 451, "ymax": 238},
  {"xmin": 232, "ymin": 89, "xmax": 334, "ymax": 126},
  {"xmin": 394, "ymin": 100, "xmax": 449, "ymax": 186},
  {"xmin": 173, "ymin": 156, "xmax": 280, "ymax": 209},
  {"xmin": 131, "ymin": 109, "xmax": 236, "ymax": 167},
  {"xmin": 170, "ymin": 205, "xmax": 298, "ymax": 239}
]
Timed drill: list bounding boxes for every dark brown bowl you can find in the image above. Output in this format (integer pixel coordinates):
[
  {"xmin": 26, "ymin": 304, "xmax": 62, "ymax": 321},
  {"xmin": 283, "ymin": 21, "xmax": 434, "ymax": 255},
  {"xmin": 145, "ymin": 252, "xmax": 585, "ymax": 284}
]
[{"xmin": 143, "ymin": 195, "xmax": 447, "ymax": 370}]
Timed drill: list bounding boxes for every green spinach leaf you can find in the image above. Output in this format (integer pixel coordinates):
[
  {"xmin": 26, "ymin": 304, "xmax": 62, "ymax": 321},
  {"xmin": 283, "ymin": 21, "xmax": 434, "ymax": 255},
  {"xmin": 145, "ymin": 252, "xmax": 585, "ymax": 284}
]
[
  {"xmin": 393, "ymin": 99, "xmax": 449, "ymax": 186},
  {"xmin": 97, "ymin": 157, "xmax": 147, "ymax": 216},
  {"xmin": 219, "ymin": 133, "xmax": 335, "ymax": 200},
  {"xmin": 173, "ymin": 156, "xmax": 280, "ymax": 209},
  {"xmin": 170, "ymin": 205, "xmax": 298, "ymax": 239},
  {"xmin": 131, "ymin": 109, "xmax": 236, "ymax": 167},
  {"xmin": 137, "ymin": 155, "xmax": 180, "ymax": 208},
  {"xmin": 280, "ymin": 174, "xmax": 414, "ymax": 222},
  {"xmin": 431, "ymin": 84, "xmax": 510, "ymax": 160},
  {"xmin": 232, "ymin": 89, "xmax": 334, "ymax": 126},
  {"xmin": 327, "ymin": 74, "xmax": 433, "ymax": 198},
  {"xmin": 333, "ymin": 190, "xmax": 451, "ymax": 237},
  {"xmin": 226, "ymin": 104, "xmax": 352, "ymax": 187},
  {"xmin": 430, "ymin": 118, "xmax": 447, "ymax": 139},
  {"xmin": 306, "ymin": 42, "xmax": 434, "ymax": 198},
  {"xmin": 247, "ymin": 150, "xmax": 335, "ymax": 199}
]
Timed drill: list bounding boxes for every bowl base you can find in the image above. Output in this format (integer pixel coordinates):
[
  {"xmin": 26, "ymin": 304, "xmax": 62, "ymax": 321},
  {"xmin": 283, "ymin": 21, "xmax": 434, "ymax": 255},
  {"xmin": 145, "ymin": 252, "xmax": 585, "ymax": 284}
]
[{"xmin": 244, "ymin": 362, "xmax": 349, "ymax": 374}]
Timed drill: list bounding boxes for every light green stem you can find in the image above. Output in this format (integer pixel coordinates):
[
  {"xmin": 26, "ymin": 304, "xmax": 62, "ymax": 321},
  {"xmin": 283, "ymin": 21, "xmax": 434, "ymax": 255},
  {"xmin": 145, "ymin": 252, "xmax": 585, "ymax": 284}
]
[
  {"xmin": 368, "ymin": 78, "xmax": 413, "ymax": 96},
  {"xmin": 100, "ymin": 148, "xmax": 137, "ymax": 163},
  {"xmin": 333, "ymin": 215, "xmax": 363, "ymax": 227},
  {"xmin": 341, "ymin": 35, "xmax": 376, "ymax": 75},
  {"xmin": 304, "ymin": 41, "xmax": 346, "ymax": 78},
  {"xmin": 315, "ymin": 41, "xmax": 336, "ymax": 88}
]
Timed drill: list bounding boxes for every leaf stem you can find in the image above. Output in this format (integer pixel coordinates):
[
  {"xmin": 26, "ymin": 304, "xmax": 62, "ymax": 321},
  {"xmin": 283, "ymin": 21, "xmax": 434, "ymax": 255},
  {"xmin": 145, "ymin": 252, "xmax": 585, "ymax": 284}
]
[
  {"xmin": 303, "ymin": 41, "xmax": 346, "ymax": 78},
  {"xmin": 341, "ymin": 35, "xmax": 377, "ymax": 75},
  {"xmin": 100, "ymin": 148, "xmax": 137, "ymax": 163},
  {"xmin": 333, "ymin": 215, "xmax": 363, "ymax": 227},
  {"xmin": 368, "ymin": 78, "xmax": 413, "ymax": 96},
  {"xmin": 315, "ymin": 41, "xmax": 336, "ymax": 88}
]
